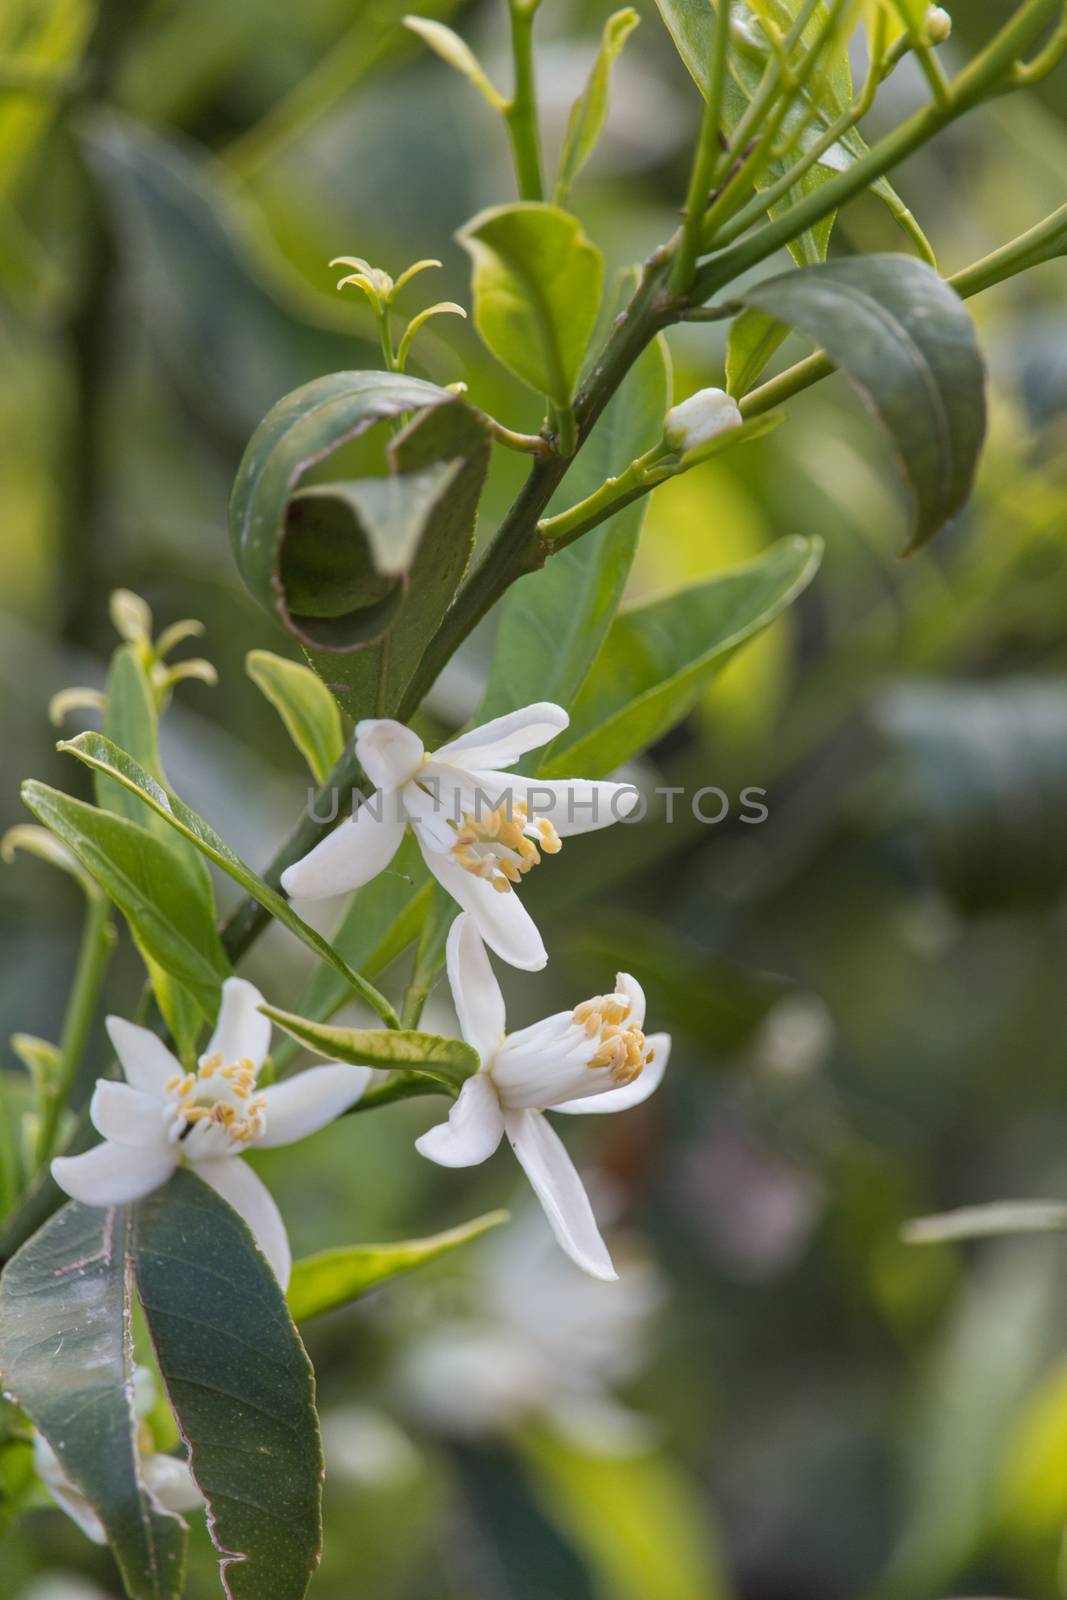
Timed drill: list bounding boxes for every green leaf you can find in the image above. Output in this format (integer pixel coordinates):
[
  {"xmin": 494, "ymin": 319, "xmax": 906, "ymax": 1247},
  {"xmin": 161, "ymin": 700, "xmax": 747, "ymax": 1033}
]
[
  {"xmin": 457, "ymin": 203, "xmax": 604, "ymax": 406},
  {"xmin": 288, "ymin": 1210, "xmax": 509, "ymax": 1322},
  {"xmin": 21, "ymin": 781, "xmax": 228, "ymax": 1025},
  {"xmin": 402, "ymin": 16, "xmax": 504, "ymax": 109},
  {"xmin": 0, "ymin": 1201, "xmax": 187, "ymax": 1599},
  {"xmin": 738, "ymin": 256, "xmax": 987, "ymax": 549},
  {"xmin": 133, "ymin": 1169, "xmax": 322, "ymax": 1600},
  {"xmin": 902, "ymin": 1202, "xmax": 1067, "ymax": 1245},
  {"xmin": 1, "ymin": 823, "xmax": 103, "ymax": 901},
  {"xmin": 725, "ymin": 307, "xmax": 789, "ymax": 398},
  {"xmin": 554, "ymin": 10, "xmax": 640, "ymax": 207},
  {"xmin": 260, "ymin": 1004, "xmax": 478, "ymax": 1104},
  {"xmin": 246, "ymin": 649, "xmax": 345, "ymax": 784},
  {"xmin": 479, "ymin": 271, "xmax": 671, "ymax": 729},
  {"xmin": 101, "ymin": 644, "xmax": 221, "ymax": 1059},
  {"xmin": 654, "ymin": 0, "xmax": 928, "ymax": 265},
  {"xmin": 519, "ymin": 1425, "xmax": 732, "ymax": 1600},
  {"xmin": 229, "ymin": 374, "xmax": 489, "ymax": 717},
  {"xmin": 543, "ymin": 536, "xmax": 822, "ymax": 779},
  {"xmin": 56, "ymin": 733, "xmax": 400, "ymax": 1028}
]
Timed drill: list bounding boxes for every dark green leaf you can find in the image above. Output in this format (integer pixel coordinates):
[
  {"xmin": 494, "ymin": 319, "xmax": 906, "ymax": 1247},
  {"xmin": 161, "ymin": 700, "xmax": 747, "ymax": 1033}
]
[
  {"xmin": 133, "ymin": 1169, "xmax": 322, "ymax": 1600},
  {"xmin": 288, "ymin": 1210, "xmax": 509, "ymax": 1323},
  {"xmin": 246, "ymin": 649, "xmax": 345, "ymax": 784},
  {"xmin": 543, "ymin": 536, "xmax": 822, "ymax": 778},
  {"xmin": 739, "ymin": 256, "xmax": 987, "ymax": 549},
  {"xmin": 458, "ymin": 203, "xmax": 604, "ymax": 405},
  {"xmin": 725, "ymin": 306, "xmax": 789, "ymax": 398},
  {"xmin": 56, "ymin": 733, "xmax": 400, "ymax": 1027},
  {"xmin": 21, "ymin": 781, "xmax": 228, "ymax": 1025},
  {"xmin": 261, "ymin": 1004, "xmax": 477, "ymax": 1103},
  {"xmin": 0, "ymin": 1201, "xmax": 187, "ymax": 1599},
  {"xmin": 479, "ymin": 271, "xmax": 671, "ymax": 731},
  {"xmin": 229, "ymin": 374, "xmax": 489, "ymax": 716}
]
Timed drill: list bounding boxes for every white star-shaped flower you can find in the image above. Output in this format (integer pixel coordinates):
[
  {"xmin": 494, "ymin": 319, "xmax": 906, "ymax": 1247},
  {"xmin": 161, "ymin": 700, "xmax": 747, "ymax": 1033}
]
[
  {"xmin": 415, "ymin": 914, "xmax": 670, "ymax": 1279},
  {"xmin": 280, "ymin": 702, "xmax": 639, "ymax": 971},
  {"xmin": 51, "ymin": 977, "xmax": 371, "ymax": 1288}
]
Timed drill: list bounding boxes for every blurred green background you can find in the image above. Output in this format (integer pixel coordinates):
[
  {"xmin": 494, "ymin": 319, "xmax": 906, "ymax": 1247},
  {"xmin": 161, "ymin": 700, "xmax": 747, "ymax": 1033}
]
[{"xmin": 3, "ymin": 1, "xmax": 1067, "ymax": 1596}]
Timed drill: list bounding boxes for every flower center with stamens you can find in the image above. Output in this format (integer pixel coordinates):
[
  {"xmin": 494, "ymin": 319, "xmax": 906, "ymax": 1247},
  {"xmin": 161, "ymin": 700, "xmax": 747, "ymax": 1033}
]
[
  {"xmin": 449, "ymin": 801, "xmax": 561, "ymax": 894},
  {"xmin": 164, "ymin": 1053, "xmax": 268, "ymax": 1151},
  {"xmin": 572, "ymin": 993, "xmax": 651, "ymax": 1087}
]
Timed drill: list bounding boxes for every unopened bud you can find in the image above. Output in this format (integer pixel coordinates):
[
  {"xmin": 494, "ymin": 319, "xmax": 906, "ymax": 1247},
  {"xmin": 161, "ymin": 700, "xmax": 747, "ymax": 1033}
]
[
  {"xmin": 662, "ymin": 388, "xmax": 743, "ymax": 455},
  {"xmin": 925, "ymin": 6, "xmax": 951, "ymax": 43}
]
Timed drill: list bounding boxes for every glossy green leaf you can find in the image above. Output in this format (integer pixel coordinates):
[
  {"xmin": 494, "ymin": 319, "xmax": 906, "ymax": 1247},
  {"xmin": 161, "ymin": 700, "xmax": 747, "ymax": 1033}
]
[
  {"xmin": 133, "ymin": 1169, "xmax": 322, "ymax": 1600},
  {"xmin": 725, "ymin": 307, "xmax": 789, "ymax": 398},
  {"xmin": 246, "ymin": 649, "xmax": 345, "ymax": 784},
  {"xmin": 288, "ymin": 1210, "xmax": 509, "ymax": 1322},
  {"xmin": 479, "ymin": 272, "xmax": 671, "ymax": 729},
  {"xmin": 520, "ymin": 1425, "xmax": 732, "ymax": 1600},
  {"xmin": 0, "ymin": 1200, "xmax": 187, "ymax": 1599},
  {"xmin": 457, "ymin": 203, "xmax": 604, "ymax": 406},
  {"xmin": 229, "ymin": 374, "xmax": 489, "ymax": 716},
  {"xmin": 21, "ymin": 781, "xmax": 228, "ymax": 1024},
  {"xmin": 739, "ymin": 256, "xmax": 986, "ymax": 549},
  {"xmin": 543, "ymin": 536, "xmax": 822, "ymax": 779},
  {"xmin": 554, "ymin": 10, "xmax": 640, "ymax": 207},
  {"xmin": 260, "ymin": 1004, "xmax": 477, "ymax": 1104},
  {"xmin": 56, "ymin": 733, "xmax": 400, "ymax": 1027}
]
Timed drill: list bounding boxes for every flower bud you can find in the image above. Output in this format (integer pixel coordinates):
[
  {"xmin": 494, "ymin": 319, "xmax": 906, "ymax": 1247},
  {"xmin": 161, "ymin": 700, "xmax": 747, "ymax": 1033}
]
[
  {"xmin": 925, "ymin": 6, "xmax": 951, "ymax": 43},
  {"xmin": 109, "ymin": 587, "xmax": 152, "ymax": 644},
  {"xmin": 662, "ymin": 388, "xmax": 743, "ymax": 455}
]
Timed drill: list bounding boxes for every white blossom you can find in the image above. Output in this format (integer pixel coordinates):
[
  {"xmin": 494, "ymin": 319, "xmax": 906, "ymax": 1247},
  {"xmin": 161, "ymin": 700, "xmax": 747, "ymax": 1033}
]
[
  {"xmin": 280, "ymin": 702, "xmax": 639, "ymax": 972},
  {"xmin": 662, "ymin": 387, "xmax": 743, "ymax": 455},
  {"xmin": 51, "ymin": 978, "xmax": 371, "ymax": 1288},
  {"xmin": 415, "ymin": 914, "xmax": 670, "ymax": 1278}
]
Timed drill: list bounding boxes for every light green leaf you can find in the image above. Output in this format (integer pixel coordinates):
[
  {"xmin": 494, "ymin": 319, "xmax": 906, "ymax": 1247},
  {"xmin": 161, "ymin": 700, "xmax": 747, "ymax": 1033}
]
[
  {"xmin": 903, "ymin": 1202, "xmax": 1067, "ymax": 1245},
  {"xmin": 725, "ymin": 307, "xmax": 789, "ymax": 398},
  {"xmin": 1, "ymin": 823, "xmax": 102, "ymax": 901},
  {"xmin": 0, "ymin": 1200, "xmax": 187, "ymax": 1599},
  {"xmin": 133, "ymin": 1170, "xmax": 322, "ymax": 1600},
  {"xmin": 21, "ymin": 781, "xmax": 228, "ymax": 1025},
  {"xmin": 246, "ymin": 649, "xmax": 345, "ymax": 784},
  {"xmin": 738, "ymin": 255, "xmax": 987, "ymax": 549},
  {"xmin": 260, "ymin": 1004, "xmax": 477, "ymax": 1104},
  {"xmin": 229, "ymin": 375, "xmax": 489, "ymax": 717},
  {"xmin": 457, "ymin": 203, "xmax": 604, "ymax": 406},
  {"xmin": 56, "ymin": 732, "xmax": 400, "ymax": 1028},
  {"xmin": 554, "ymin": 10, "xmax": 640, "ymax": 207},
  {"xmin": 402, "ymin": 16, "xmax": 505, "ymax": 108},
  {"xmin": 288, "ymin": 1210, "xmax": 509, "ymax": 1323},
  {"xmin": 479, "ymin": 271, "xmax": 671, "ymax": 729},
  {"xmin": 520, "ymin": 1425, "xmax": 732, "ymax": 1600},
  {"xmin": 543, "ymin": 536, "xmax": 822, "ymax": 779}
]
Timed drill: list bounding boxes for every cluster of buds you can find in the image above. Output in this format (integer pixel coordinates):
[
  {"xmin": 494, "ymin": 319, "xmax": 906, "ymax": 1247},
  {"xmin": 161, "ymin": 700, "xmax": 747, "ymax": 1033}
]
[{"xmin": 49, "ymin": 587, "xmax": 216, "ymax": 727}]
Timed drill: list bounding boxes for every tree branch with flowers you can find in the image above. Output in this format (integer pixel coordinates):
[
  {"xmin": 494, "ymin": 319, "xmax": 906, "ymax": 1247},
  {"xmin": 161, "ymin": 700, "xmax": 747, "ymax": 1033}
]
[{"xmin": 2, "ymin": 0, "xmax": 1067, "ymax": 1594}]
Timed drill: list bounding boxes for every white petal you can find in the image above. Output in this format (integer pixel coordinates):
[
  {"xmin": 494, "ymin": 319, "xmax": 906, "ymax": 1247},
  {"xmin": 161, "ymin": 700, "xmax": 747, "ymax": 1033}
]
[
  {"xmin": 414, "ymin": 1072, "xmax": 504, "ymax": 1167},
  {"xmin": 194, "ymin": 1157, "xmax": 291, "ymax": 1289},
  {"xmin": 433, "ymin": 703, "xmax": 569, "ymax": 771},
  {"xmin": 446, "ymin": 913, "xmax": 506, "ymax": 1063},
  {"xmin": 504, "ymin": 1110, "xmax": 617, "ymax": 1280},
  {"xmin": 34, "ymin": 1437, "xmax": 108, "ymax": 1544},
  {"xmin": 105, "ymin": 1016, "xmax": 179, "ymax": 1097},
  {"xmin": 90, "ymin": 1080, "xmax": 167, "ymax": 1147},
  {"xmin": 492, "ymin": 1012, "xmax": 621, "ymax": 1109},
  {"xmin": 469, "ymin": 774, "xmax": 641, "ymax": 837},
  {"xmin": 142, "ymin": 1453, "xmax": 204, "ymax": 1514},
  {"xmin": 555, "ymin": 1032, "xmax": 670, "ymax": 1115},
  {"xmin": 280, "ymin": 791, "xmax": 405, "ymax": 899},
  {"xmin": 205, "ymin": 976, "xmax": 271, "ymax": 1070},
  {"xmin": 420, "ymin": 845, "xmax": 547, "ymax": 971},
  {"xmin": 51, "ymin": 1139, "xmax": 176, "ymax": 1206},
  {"xmin": 616, "ymin": 971, "xmax": 646, "ymax": 1031},
  {"xmin": 255, "ymin": 1063, "xmax": 372, "ymax": 1148},
  {"xmin": 355, "ymin": 719, "xmax": 425, "ymax": 790}
]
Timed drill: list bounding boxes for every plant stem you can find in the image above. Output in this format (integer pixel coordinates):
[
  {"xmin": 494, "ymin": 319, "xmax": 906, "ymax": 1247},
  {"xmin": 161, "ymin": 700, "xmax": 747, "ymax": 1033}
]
[
  {"xmin": 672, "ymin": 0, "xmax": 731, "ymax": 292},
  {"xmin": 37, "ymin": 896, "xmax": 116, "ymax": 1165},
  {"xmin": 690, "ymin": 0, "xmax": 1063, "ymax": 302},
  {"xmin": 505, "ymin": 0, "xmax": 544, "ymax": 201}
]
